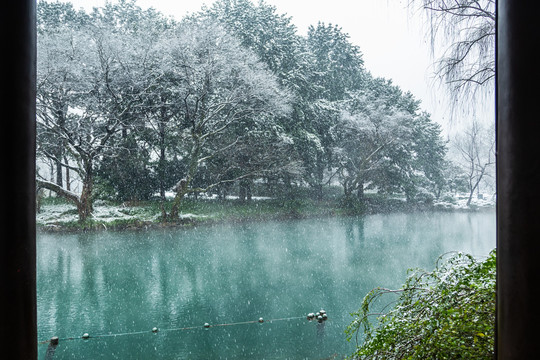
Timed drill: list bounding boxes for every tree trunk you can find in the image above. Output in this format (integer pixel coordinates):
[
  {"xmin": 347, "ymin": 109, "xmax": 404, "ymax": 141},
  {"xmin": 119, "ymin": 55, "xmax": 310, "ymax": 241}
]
[
  {"xmin": 158, "ymin": 119, "xmax": 167, "ymax": 200},
  {"xmin": 356, "ymin": 182, "xmax": 364, "ymax": 201},
  {"xmin": 239, "ymin": 182, "xmax": 246, "ymax": 202},
  {"xmin": 314, "ymin": 183, "xmax": 323, "ymax": 200},
  {"xmin": 168, "ymin": 135, "xmax": 201, "ymax": 220},
  {"xmin": 158, "ymin": 154, "xmax": 166, "ymax": 200},
  {"xmin": 467, "ymin": 188, "xmax": 475, "ymax": 207},
  {"xmin": 315, "ymin": 155, "xmax": 325, "ymax": 200},
  {"xmin": 36, "ymin": 179, "xmax": 85, "ymax": 220},
  {"xmin": 78, "ymin": 184, "xmax": 92, "ymax": 221},
  {"xmin": 343, "ymin": 180, "xmax": 353, "ymax": 199},
  {"xmin": 467, "ymin": 168, "xmax": 485, "ymax": 206},
  {"xmin": 170, "ymin": 179, "xmax": 188, "ymax": 220},
  {"xmin": 284, "ymin": 174, "xmax": 293, "ymax": 198},
  {"xmin": 55, "ymin": 158, "xmax": 63, "ymax": 187},
  {"xmin": 246, "ymin": 181, "xmax": 252, "ymax": 202},
  {"xmin": 239, "ymin": 179, "xmax": 252, "ymax": 203},
  {"xmin": 77, "ymin": 165, "xmax": 93, "ymax": 221},
  {"xmin": 169, "ymin": 194, "xmax": 182, "ymax": 220},
  {"xmin": 54, "ymin": 99, "xmax": 66, "ymax": 187},
  {"xmin": 64, "ymin": 156, "xmax": 70, "ymax": 191},
  {"xmin": 219, "ymin": 186, "xmax": 227, "ymax": 201},
  {"xmin": 49, "ymin": 159, "xmax": 54, "ymax": 184}
]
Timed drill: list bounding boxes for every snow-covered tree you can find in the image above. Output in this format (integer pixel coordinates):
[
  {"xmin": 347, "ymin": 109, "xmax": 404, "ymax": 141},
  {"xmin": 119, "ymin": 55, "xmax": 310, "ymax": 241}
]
[
  {"xmin": 36, "ymin": 1, "xmax": 89, "ymax": 188},
  {"xmin": 205, "ymin": 0, "xmax": 311, "ymax": 93},
  {"xmin": 296, "ymin": 22, "xmax": 367, "ymax": 197},
  {"xmin": 36, "ymin": 22, "xmax": 96, "ymax": 220},
  {"xmin": 35, "ymin": 0, "xmax": 450, "ymax": 217},
  {"xmin": 296, "ymin": 100, "xmax": 340, "ymax": 198},
  {"xmin": 410, "ymin": 0, "xmax": 495, "ymax": 104},
  {"xmin": 206, "ymin": 124, "xmax": 303, "ymax": 202},
  {"xmin": 305, "ymin": 22, "xmax": 365, "ymax": 102},
  {"xmin": 333, "ymin": 81, "xmax": 446, "ymax": 206},
  {"xmin": 204, "ymin": 0, "xmax": 317, "ymax": 197},
  {"xmin": 452, "ymin": 119, "xmax": 495, "ymax": 206},
  {"xmin": 91, "ymin": 2, "xmax": 177, "ymax": 201},
  {"xmin": 162, "ymin": 19, "xmax": 293, "ymax": 219},
  {"xmin": 36, "ymin": 1, "xmax": 164, "ymax": 220},
  {"xmin": 334, "ymin": 96, "xmax": 413, "ymax": 201}
]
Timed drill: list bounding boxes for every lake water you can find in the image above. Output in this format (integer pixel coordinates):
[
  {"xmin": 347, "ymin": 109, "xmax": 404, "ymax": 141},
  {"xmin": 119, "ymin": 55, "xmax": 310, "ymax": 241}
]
[{"xmin": 37, "ymin": 211, "xmax": 495, "ymax": 359}]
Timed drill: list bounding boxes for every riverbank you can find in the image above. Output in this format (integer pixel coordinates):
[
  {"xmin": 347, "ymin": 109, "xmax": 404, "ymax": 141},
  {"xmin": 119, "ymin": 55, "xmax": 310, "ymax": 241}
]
[
  {"xmin": 36, "ymin": 192, "xmax": 495, "ymax": 232},
  {"xmin": 37, "ymin": 197, "xmax": 338, "ymax": 232}
]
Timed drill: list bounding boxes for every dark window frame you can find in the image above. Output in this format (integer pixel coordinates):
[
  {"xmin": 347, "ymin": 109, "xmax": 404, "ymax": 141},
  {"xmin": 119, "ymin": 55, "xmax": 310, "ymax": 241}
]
[{"xmin": 2, "ymin": 1, "xmax": 540, "ymax": 358}]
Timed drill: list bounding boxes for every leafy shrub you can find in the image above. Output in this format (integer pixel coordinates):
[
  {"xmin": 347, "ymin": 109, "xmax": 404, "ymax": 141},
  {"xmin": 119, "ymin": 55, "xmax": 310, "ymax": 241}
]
[
  {"xmin": 338, "ymin": 196, "xmax": 366, "ymax": 215},
  {"xmin": 413, "ymin": 190, "xmax": 435, "ymax": 204},
  {"xmin": 346, "ymin": 250, "xmax": 496, "ymax": 359},
  {"xmin": 279, "ymin": 198, "xmax": 305, "ymax": 217}
]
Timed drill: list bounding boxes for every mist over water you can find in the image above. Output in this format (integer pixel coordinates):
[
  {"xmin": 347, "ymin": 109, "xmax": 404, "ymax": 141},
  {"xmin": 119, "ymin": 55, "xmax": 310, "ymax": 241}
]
[{"xmin": 37, "ymin": 211, "xmax": 495, "ymax": 359}]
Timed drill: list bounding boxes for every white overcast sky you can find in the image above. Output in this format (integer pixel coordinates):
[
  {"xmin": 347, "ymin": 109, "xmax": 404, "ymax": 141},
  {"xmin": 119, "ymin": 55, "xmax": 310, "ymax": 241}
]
[{"xmin": 66, "ymin": 0, "xmax": 482, "ymax": 135}]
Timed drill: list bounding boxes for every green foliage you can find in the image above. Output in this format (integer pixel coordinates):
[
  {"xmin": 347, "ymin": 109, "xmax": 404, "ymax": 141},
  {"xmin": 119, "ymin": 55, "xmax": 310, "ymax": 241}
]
[
  {"xmin": 205, "ymin": 0, "xmax": 305, "ymax": 90},
  {"xmin": 96, "ymin": 137, "xmax": 157, "ymax": 202},
  {"xmin": 39, "ymin": 196, "xmax": 72, "ymax": 206},
  {"xmin": 306, "ymin": 22, "xmax": 365, "ymax": 101},
  {"xmin": 338, "ymin": 196, "xmax": 366, "ymax": 215},
  {"xmin": 346, "ymin": 250, "xmax": 496, "ymax": 359}
]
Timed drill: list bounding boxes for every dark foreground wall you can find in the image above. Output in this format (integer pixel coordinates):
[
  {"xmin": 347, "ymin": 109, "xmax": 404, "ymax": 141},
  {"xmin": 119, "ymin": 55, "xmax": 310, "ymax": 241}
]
[
  {"xmin": 0, "ymin": 1, "xmax": 37, "ymax": 359},
  {"xmin": 497, "ymin": 1, "xmax": 540, "ymax": 358}
]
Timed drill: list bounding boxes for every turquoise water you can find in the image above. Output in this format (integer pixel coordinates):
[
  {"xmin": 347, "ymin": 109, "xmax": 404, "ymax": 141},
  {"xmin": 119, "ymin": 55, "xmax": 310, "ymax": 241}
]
[{"xmin": 37, "ymin": 211, "xmax": 495, "ymax": 359}]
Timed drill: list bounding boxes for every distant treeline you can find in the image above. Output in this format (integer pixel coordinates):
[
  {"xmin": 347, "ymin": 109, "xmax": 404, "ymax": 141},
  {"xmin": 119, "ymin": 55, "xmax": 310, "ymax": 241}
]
[{"xmin": 36, "ymin": 0, "xmax": 466, "ymax": 222}]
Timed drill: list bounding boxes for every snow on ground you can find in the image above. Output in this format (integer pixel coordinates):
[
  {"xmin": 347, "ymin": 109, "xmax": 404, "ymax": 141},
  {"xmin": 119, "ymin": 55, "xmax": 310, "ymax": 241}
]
[
  {"xmin": 36, "ymin": 203, "xmax": 80, "ymax": 224},
  {"xmin": 161, "ymin": 191, "xmax": 273, "ymax": 201},
  {"xmin": 434, "ymin": 193, "xmax": 496, "ymax": 210},
  {"xmin": 36, "ymin": 201, "xmax": 207, "ymax": 226},
  {"xmin": 200, "ymin": 194, "xmax": 273, "ymax": 201},
  {"xmin": 36, "ymin": 202, "xmax": 157, "ymax": 225}
]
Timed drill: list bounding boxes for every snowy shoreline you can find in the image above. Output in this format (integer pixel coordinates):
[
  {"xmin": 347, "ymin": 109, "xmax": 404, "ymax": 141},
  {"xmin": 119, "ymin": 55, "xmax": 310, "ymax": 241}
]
[{"xmin": 36, "ymin": 192, "xmax": 495, "ymax": 232}]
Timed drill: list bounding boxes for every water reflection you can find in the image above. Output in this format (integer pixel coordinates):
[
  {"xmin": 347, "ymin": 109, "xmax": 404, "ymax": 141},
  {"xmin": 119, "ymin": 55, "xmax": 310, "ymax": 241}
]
[{"xmin": 37, "ymin": 211, "xmax": 495, "ymax": 359}]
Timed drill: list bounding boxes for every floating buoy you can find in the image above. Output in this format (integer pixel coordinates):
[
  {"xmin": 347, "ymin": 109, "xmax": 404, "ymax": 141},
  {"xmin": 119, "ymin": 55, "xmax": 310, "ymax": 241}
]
[
  {"xmin": 152, "ymin": 327, "xmax": 159, "ymax": 333},
  {"xmin": 322, "ymin": 314, "xmax": 328, "ymax": 321},
  {"xmin": 204, "ymin": 323, "xmax": 210, "ymax": 328},
  {"xmin": 50, "ymin": 336, "xmax": 59, "ymax": 345},
  {"xmin": 317, "ymin": 315, "xmax": 323, "ymax": 323},
  {"xmin": 319, "ymin": 309, "xmax": 326, "ymax": 315},
  {"xmin": 307, "ymin": 313, "xmax": 315, "ymax": 321},
  {"xmin": 82, "ymin": 333, "xmax": 90, "ymax": 339},
  {"xmin": 258, "ymin": 317, "xmax": 264, "ymax": 323}
]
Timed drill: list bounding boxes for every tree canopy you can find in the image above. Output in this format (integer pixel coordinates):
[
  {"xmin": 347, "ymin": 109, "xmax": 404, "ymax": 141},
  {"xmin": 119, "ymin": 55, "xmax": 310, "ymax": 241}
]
[{"xmin": 36, "ymin": 0, "xmax": 453, "ymax": 221}]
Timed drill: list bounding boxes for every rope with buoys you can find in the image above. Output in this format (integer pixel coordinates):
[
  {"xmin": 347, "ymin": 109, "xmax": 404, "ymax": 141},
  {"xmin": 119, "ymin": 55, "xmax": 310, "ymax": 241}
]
[{"xmin": 39, "ymin": 309, "xmax": 329, "ymax": 347}]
